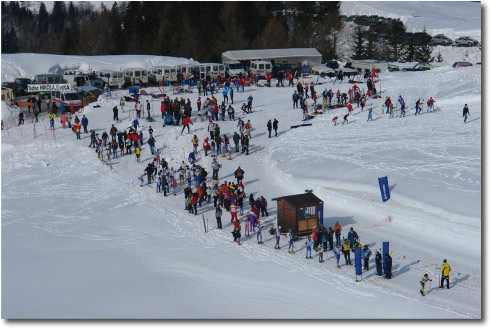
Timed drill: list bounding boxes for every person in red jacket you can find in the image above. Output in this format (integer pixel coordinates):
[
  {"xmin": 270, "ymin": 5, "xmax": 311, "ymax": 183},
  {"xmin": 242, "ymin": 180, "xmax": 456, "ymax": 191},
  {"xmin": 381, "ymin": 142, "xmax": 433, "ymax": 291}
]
[
  {"xmin": 191, "ymin": 192, "xmax": 198, "ymax": 215},
  {"xmin": 334, "ymin": 221, "xmax": 342, "ymax": 246},
  {"xmin": 265, "ymin": 73, "xmax": 272, "ymax": 87},
  {"xmin": 160, "ymin": 102, "xmax": 166, "ymax": 119},
  {"xmin": 181, "ymin": 116, "xmax": 193, "ymax": 135},
  {"xmin": 197, "ymin": 97, "xmax": 202, "ymax": 111},
  {"xmin": 203, "ymin": 137, "xmax": 211, "ymax": 156}
]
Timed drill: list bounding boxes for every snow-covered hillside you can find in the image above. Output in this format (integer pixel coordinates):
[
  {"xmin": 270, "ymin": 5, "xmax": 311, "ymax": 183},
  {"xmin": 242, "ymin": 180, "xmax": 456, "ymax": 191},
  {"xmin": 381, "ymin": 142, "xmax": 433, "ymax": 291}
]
[
  {"xmin": 1, "ymin": 51, "xmax": 481, "ymax": 319},
  {"xmin": 341, "ymin": 1, "xmax": 481, "ymax": 40}
]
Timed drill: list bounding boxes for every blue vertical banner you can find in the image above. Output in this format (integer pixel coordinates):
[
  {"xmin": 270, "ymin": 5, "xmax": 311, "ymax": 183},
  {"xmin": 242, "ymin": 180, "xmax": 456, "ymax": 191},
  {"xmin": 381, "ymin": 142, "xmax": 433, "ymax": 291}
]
[
  {"xmin": 355, "ymin": 246, "xmax": 362, "ymax": 276},
  {"xmin": 382, "ymin": 241, "xmax": 389, "ymax": 275},
  {"xmin": 318, "ymin": 202, "xmax": 324, "ymax": 225},
  {"xmin": 378, "ymin": 176, "xmax": 390, "ymax": 202}
]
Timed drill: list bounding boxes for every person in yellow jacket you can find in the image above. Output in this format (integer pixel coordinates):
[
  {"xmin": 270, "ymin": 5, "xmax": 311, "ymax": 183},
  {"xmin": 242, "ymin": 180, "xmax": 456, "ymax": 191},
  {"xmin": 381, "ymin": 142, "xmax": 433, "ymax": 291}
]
[
  {"xmin": 48, "ymin": 112, "xmax": 56, "ymax": 130},
  {"xmin": 440, "ymin": 259, "xmax": 451, "ymax": 289},
  {"xmin": 135, "ymin": 147, "xmax": 141, "ymax": 162},
  {"xmin": 342, "ymin": 239, "xmax": 351, "ymax": 266}
]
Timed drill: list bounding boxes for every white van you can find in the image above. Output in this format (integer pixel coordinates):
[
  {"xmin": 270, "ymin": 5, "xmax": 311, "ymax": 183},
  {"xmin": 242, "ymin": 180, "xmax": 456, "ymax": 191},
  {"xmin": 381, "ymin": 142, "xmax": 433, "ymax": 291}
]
[
  {"xmin": 96, "ymin": 70, "xmax": 124, "ymax": 87},
  {"xmin": 33, "ymin": 74, "xmax": 66, "ymax": 84},
  {"xmin": 249, "ymin": 60, "xmax": 272, "ymax": 78},
  {"xmin": 63, "ymin": 74, "xmax": 91, "ymax": 88},
  {"xmin": 51, "ymin": 90, "xmax": 83, "ymax": 110},
  {"xmin": 224, "ymin": 61, "xmax": 246, "ymax": 78},
  {"xmin": 123, "ymin": 67, "xmax": 148, "ymax": 86},
  {"xmin": 148, "ymin": 66, "xmax": 178, "ymax": 84},
  {"xmin": 199, "ymin": 63, "xmax": 225, "ymax": 80},
  {"xmin": 176, "ymin": 64, "xmax": 200, "ymax": 80}
]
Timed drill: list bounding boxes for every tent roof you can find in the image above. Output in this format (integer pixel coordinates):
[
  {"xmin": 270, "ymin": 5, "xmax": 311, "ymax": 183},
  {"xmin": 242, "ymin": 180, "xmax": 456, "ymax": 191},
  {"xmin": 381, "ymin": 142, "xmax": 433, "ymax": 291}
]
[
  {"xmin": 272, "ymin": 192, "xmax": 323, "ymax": 207},
  {"xmin": 223, "ymin": 48, "xmax": 321, "ymax": 61}
]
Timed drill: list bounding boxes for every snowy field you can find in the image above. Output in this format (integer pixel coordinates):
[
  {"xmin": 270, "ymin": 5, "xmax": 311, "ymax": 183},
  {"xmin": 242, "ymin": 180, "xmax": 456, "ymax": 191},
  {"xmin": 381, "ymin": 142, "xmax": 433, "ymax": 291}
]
[
  {"xmin": 1, "ymin": 56, "xmax": 481, "ymax": 319},
  {"xmin": 1, "ymin": 0, "xmax": 482, "ymax": 322}
]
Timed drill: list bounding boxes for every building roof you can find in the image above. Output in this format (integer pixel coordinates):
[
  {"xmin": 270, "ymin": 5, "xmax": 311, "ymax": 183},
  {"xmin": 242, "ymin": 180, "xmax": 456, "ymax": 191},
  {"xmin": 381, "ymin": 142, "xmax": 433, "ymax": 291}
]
[
  {"xmin": 222, "ymin": 48, "xmax": 321, "ymax": 61},
  {"xmin": 272, "ymin": 192, "xmax": 323, "ymax": 207}
]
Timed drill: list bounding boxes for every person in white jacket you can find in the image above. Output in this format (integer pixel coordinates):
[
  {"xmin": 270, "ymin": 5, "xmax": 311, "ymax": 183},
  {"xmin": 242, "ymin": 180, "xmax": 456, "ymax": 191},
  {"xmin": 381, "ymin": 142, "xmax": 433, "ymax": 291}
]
[
  {"xmin": 305, "ymin": 236, "xmax": 313, "ymax": 259},
  {"xmin": 334, "ymin": 242, "xmax": 342, "ymax": 268},
  {"xmin": 287, "ymin": 229, "xmax": 294, "ymax": 253}
]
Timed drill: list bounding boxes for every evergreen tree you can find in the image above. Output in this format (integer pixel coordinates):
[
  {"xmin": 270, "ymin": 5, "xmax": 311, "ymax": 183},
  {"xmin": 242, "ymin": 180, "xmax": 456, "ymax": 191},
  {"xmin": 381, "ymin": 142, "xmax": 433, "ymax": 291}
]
[
  {"xmin": 38, "ymin": 2, "xmax": 49, "ymax": 34},
  {"xmin": 401, "ymin": 36, "xmax": 417, "ymax": 62},
  {"xmin": 388, "ymin": 19, "xmax": 405, "ymax": 61},
  {"xmin": 364, "ymin": 32, "xmax": 378, "ymax": 59},
  {"xmin": 415, "ymin": 26, "xmax": 433, "ymax": 62},
  {"xmin": 352, "ymin": 26, "xmax": 365, "ymax": 59},
  {"xmin": 51, "ymin": 1, "xmax": 67, "ymax": 35},
  {"xmin": 8, "ymin": 26, "xmax": 18, "ymax": 53}
]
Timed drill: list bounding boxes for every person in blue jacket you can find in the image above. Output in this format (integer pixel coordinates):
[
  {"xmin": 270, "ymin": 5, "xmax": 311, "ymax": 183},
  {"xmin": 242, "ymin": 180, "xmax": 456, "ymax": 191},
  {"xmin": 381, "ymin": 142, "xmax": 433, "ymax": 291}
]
[
  {"xmin": 132, "ymin": 118, "xmax": 139, "ymax": 132},
  {"xmin": 222, "ymin": 87, "xmax": 228, "ymax": 104},
  {"xmin": 347, "ymin": 227, "xmax": 359, "ymax": 251},
  {"xmin": 229, "ymin": 87, "xmax": 234, "ymax": 104},
  {"xmin": 148, "ymin": 135, "xmax": 156, "ymax": 155},
  {"xmin": 362, "ymin": 245, "xmax": 372, "ymax": 271},
  {"xmin": 188, "ymin": 151, "xmax": 196, "ymax": 164},
  {"xmin": 81, "ymin": 115, "xmax": 89, "ymax": 133},
  {"xmin": 367, "ymin": 108, "xmax": 373, "ymax": 122},
  {"xmin": 247, "ymin": 95, "xmax": 253, "ymax": 112}
]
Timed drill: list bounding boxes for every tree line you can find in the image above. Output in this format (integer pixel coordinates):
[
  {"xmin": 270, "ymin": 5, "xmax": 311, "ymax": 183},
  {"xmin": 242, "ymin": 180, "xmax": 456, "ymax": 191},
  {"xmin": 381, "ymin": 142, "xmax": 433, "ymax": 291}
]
[{"xmin": 1, "ymin": 1, "xmax": 432, "ymax": 63}]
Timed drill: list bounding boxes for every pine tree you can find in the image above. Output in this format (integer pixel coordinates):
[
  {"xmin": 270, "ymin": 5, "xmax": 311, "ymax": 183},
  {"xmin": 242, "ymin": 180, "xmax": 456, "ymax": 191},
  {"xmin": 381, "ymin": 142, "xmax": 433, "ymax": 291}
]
[
  {"xmin": 364, "ymin": 32, "xmax": 378, "ymax": 59},
  {"xmin": 51, "ymin": 1, "xmax": 67, "ymax": 35},
  {"xmin": 415, "ymin": 26, "xmax": 433, "ymax": 62},
  {"xmin": 38, "ymin": 2, "xmax": 49, "ymax": 34},
  {"xmin": 352, "ymin": 26, "xmax": 365, "ymax": 59},
  {"xmin": 388, "ymin": 19, "xmax": 405, "ymax": 61},
  {"xmin": 401, "ymin": 36, "xmax": 417, "ymax": 62}
]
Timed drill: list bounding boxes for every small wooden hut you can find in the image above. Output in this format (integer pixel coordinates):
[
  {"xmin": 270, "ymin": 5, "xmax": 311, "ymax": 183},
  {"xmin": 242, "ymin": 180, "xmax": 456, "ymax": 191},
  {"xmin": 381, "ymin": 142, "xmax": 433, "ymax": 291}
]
[{"xmin": 272, "ymin": 192, "xmax": 324, "ymax": 235}]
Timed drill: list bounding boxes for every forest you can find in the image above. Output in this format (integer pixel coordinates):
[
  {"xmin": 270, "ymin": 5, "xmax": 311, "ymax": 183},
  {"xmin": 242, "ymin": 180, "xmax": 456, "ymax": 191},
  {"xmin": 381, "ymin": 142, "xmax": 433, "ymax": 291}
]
[{"xmin": 1, "ymin": 1, "xmax": 432, "ymax": 63}]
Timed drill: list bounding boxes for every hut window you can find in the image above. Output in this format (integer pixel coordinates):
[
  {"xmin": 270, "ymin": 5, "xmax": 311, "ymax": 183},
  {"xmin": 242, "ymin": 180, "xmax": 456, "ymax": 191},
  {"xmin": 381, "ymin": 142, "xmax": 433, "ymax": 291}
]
[{"xmin": 297, "ymin": 206, "xmax": 316, "ymax": 220}]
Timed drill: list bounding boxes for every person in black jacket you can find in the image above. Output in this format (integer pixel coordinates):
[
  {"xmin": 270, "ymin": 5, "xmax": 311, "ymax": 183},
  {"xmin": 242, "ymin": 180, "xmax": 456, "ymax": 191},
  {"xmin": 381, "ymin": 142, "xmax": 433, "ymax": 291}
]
[
  {"xmin": 273, "ymin": 118, "xmax": 278, "ymax": 137},
  {"xmin": 463, "ymin": 104, "xmax": 470, "ymax": 123},
  {"xmin": 375, "ymin": 251, "xmax": 383, "ymax": 276},
  {"xmin": 267, "ymin": 120, "xmax": 272, "ymax": 138},
  {"xmin": 384, "ymin": 253, "xmax": 392, "ymax": 279}
]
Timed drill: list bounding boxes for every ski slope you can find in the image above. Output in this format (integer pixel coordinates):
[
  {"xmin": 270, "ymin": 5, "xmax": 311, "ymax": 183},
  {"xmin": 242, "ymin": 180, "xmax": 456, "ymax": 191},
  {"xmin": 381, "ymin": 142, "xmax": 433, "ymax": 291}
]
[{"xmin": 1, "ymin": 55, "xmax": 481, "ymax": 319}]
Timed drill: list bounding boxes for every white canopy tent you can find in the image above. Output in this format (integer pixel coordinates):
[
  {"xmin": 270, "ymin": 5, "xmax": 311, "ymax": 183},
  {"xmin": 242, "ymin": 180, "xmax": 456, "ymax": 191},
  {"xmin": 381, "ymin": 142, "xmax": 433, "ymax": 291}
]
[{"xmin": 222, "ymin": 48, "xmax": 322, "ymax": 66}]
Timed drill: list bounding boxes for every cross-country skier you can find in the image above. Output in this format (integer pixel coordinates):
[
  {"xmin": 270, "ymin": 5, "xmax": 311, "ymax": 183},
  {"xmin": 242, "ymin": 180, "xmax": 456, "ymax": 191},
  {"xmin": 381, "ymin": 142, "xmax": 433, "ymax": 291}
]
[
  {"xmin": 420, "ymin": 273, "xmax": 432, "ymax": 296},
  {"xmin": 305, "ymin": 235, "xmax": 313, "ymax": 259},
  {"xmin": 256, "ymin": 221, "xmax": 263, "ymax": 244},
  {"xmin": 275, "ymin": 226, "xmax": 281, "ymax": 249},
  {"xmin": 334, "ymin": 242, "xmax": 342, "ymax": 268}
]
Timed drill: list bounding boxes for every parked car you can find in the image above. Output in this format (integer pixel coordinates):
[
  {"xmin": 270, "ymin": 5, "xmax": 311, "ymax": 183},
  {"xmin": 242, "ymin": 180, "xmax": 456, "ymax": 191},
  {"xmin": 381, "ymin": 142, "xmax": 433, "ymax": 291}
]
[
  {"xmin": 432, "ymin": 34, "xmax": 453, "ymax": 45},
  {"xmin": 81, "ymin": 74, "xmax": 104, "ymax": 89},
  {"xmin": 401, "ymin": 62, "xmax": 436, "ymax": 72},
  {"xmin": 326, "ymin": 60, "xmax": 340, "ymax": 70},
  {"xmin": 14, "ymin": 78, "xmax": 34, "ymax": 95},
  {"xmin": 452, "ymin": 61, "xmax": 473, "ymax": 68},
  {"xmin": 455, "ymin": 37, "xmax": 479, "ymax": 46},
  {"xmin": 388, "ymin": 64, "xmax": 400, "ymax": 72}
]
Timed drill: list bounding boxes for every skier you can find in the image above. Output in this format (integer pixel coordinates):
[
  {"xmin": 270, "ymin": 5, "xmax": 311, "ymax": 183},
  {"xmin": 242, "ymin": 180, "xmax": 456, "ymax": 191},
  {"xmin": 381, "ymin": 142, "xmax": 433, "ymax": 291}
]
[
  {"xmin": 181, "ymin": 115, "xmax": 193, "ymax": 135},
  {"xmin": 292, "ymin": 91, "xmax": 299, "ymax": 109},
  {"xmin": 342, "ymin": 239, "xmax": 351, "ymax": 266},
  {"xmin": 334, "ymin": 242, "xmax": 342, "ymax": 268},
  {"xmin": 367, "ymin": 108, "xmax": 373, "ymax": 122},
  {"xmin": 415, "ymin": 98, "xmax": 422, "ymax": 116},
  {"xmin": 287, "ymin": 229, "xmax": 294, "ymax": 253},
  {"xmin": 440, "ymin": 259, "xmax": 451, "ymax": 289},
  {"xmin": 256, "ymin": 221, "xmax": 263, "ymax": 244},
  {"xmin": 135, "ymin": 146, "xmax": 141, "ymax": 162},
  {"xmin": 362, "ymin": 245, "xmax": 372, "ymax": 271},
  {"xmin": 274, "ymin": 226, "xmax": 281, "ymax": 249},
  {"xmin": 132, "ymin": 118, "xmax": 139, "ymax": 132},
  {"xmin": 244, "ymin": 215, "xmax": 250, "ymax": 237},
  {"xmin": 463, "ymin": 104, "xmax": 470, "ymax": 123},
  {"xmin": 420, "ymin": 273, "xmax": 432, "ymax": 296},
  {"xmin": 138, "ymin": 173, "xmax": 145, "ymax": 186},
  {"xmin": 214, "ymin": 206, "xmax": 223, "ymax": 229},
  {"xmin": 234, "ymin": 166, "xmax": 244, "ymax": 184},
  {"xmin": 305, "ymin": 235, "xmax": 313, "ymax": 259},
  {"xmin": 427, "ymin": 97, "xmax": 435, "ymax": 112},
  {"xmin": 343, "ymin": 113, "xmax": 349, "ymax": 125},
  {"xmin": 318, "ymin": 243, "xmax": 324, "ymax": 263},
  {"xmin": 212, "ymin": 158, "xmax": 221, "ymax": 180},
  {"xmin": 375, "ymin": 250, "xmax": 383, "ymax": 276}
]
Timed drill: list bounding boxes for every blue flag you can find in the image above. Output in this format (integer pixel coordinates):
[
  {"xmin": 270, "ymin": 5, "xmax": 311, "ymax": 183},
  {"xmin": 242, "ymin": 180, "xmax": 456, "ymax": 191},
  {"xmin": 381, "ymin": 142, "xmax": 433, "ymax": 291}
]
[
  {"xmin": 378, "ymin": 176, "xmax": 390, "ymax": 202},
  {"xmin": 382, "ymin": 241, "xmax": 389, "ymax": 275},
  {"xmin": 355, "ymin": 246, "xmax": 362, "ymax": 276}
]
